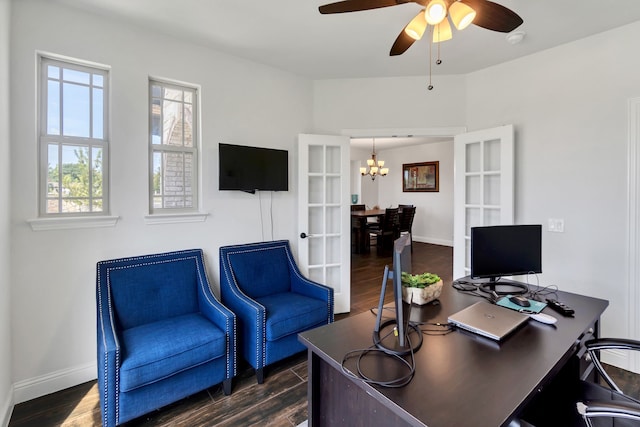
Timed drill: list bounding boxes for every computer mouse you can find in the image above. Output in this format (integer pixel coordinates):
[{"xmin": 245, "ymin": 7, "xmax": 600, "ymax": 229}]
[{"xmin": 509, "ymin": 295, "xmax": 531, "ymax": 307}]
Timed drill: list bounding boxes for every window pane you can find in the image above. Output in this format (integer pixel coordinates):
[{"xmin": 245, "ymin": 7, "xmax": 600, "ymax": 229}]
[
  {"xmin": 93, "ymin": 87, "xmax": 103, "ymax": 139},
  {"xmin": 47, "ymin": 144, "xmax": 59, "ymax": 197},
  {"xmin": 163, "ymin": 87, "xmax": 182, "ymax": 101},
  {"xmin": 63, "ymin": 68, "xmax": 90, "ymax": 85},
  {"xmin": 163, "ymin": 100, "xmax": 183, "ymax": 146},
  {"xmin": 184, "ymin": 91, "xmax": 192, "ymax": 104},
  {"xmin": 63, "ymin": 83, "xmax": 90, "ymax": 137},
  {"xmin": 153, "ymin": 152, "xmax": 162, "ymax": 196},
  {"xmin": 92, "ymin": 147, "xmax": 103, "ymax": 197},
  {"xmin": 92, "ymin": 74, "xmax": 103, "ymax": 88},
  {"xmin": 151, "ymin": 99, "xmax": 162, "ymax": 145},
  {"xmin": 151, "ymin": 84, "xmax": 161, "ymax": 98},
  {"xmin": 47, "ymin": 81, "xmax": 60, "ymax": 135},
  {"xmin": 61, "ymin": 145, "xmax": 91, "ymax": 213},
  {"xmin": 92, "ymin": 200, "xmax": 103, "ymax": 212},
  {"xmin": 47, "ymin": 65, "xmax": 59, "ymax": 79},
  {"xmin": 47, "ymin": 199, "xmax": 60, "ymax": 214},
  {"xmin": 183, "ymin": 103, "xmax": 193, "ymax": 148}
]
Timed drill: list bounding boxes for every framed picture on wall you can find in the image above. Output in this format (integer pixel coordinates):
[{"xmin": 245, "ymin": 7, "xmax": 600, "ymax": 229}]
[{"xmin": 402, "ymin": 161, "xmax": 439, "ymax": 192}]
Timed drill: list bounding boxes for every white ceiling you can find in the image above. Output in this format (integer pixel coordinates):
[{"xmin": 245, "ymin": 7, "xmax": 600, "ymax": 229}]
[
  {"xmin": 49, "ymin": 0, "xmax": 640, "ymax": 150},
  {"xmin": 52, "ymin": 0, "xmax": 640, "ymax": 80}
]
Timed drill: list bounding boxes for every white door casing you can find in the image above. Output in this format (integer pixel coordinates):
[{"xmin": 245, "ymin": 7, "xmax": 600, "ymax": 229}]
[{"xmin": 298, "ymin": 134, "xmax": 351, "ymax": 313}]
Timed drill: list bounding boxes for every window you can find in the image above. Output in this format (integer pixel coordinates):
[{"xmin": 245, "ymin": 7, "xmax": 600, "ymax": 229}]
[
  {"xmin": 149, "ymin": 80, "xmax": 198, "ymax": 213},
  {"xmin": 39, "ymin": 56, "xmax": 109, "ymax": 215}
]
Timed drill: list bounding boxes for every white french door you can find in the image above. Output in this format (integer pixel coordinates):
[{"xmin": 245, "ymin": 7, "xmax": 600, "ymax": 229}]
[
  {"xmin": 453, "ymin": 125, "xmax": 515, "ymax": 279},
  {"xmin": 297, "ymin": 134, "xmax": 351, "ymax": 314}
]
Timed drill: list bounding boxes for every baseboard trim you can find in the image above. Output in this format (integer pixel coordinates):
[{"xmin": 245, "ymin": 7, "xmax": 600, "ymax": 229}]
[
  {"xmin": 413, "ymin": 236, "xmax": 453, "ymax": 247},
  {"xmin": 13, "ymin": 361, "xmax": 96, "ymax": 405},
  {"xmin": 1, "ymin": 385, "xmax": 13, "ymax": 427}
]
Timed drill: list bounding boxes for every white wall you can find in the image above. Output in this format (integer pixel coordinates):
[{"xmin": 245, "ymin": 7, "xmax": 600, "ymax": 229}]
[
  {"xmin": 464, "ymin": 21, "xmax": 640, "ymax": 356},
  {"xmin": 376, "ymin": 141, "xmax": 454, "ymax": 246},
  {"xmin": 0, "ymin": 1, "xmax": 12, "ymax": 425},
  {"xmin": 9, "ymin": 0, "xmax": 313, "ymax": 403},
  {"xmin": 313, "ymin": 22, "xmax": 640, "ymax": 369}
]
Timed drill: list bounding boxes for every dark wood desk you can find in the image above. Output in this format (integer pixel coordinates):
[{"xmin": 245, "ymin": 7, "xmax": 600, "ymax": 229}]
[
  {"xmin": 299, "ymin": 283, "xmax": 608, "ymax": 427},
  {"xmin": 351, "ymin": 209, "xmax": 385, "ymax": 253}
]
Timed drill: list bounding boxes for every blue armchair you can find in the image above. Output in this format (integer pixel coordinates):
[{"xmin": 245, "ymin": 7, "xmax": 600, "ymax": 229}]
[
  {"xmin": 219, "ymin": 240, "xmax": 334, "ymax": 383},
  {"xmin": 96, "ymin": 249, "xmax": 236, "ymax": 427}
]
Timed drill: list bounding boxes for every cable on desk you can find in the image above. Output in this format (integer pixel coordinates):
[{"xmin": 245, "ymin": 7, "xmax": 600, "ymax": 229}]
[{"xmin": 340, "ymin": 328, "xmax": 416, "ymax": 388}]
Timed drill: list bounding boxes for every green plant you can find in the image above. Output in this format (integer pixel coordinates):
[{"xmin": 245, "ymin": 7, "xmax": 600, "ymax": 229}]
[{"xmin": 401, "ymin": 272, "xmax": 441, "ymax": 288}]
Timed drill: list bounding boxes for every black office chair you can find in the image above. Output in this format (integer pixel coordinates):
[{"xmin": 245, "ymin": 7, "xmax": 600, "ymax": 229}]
[{"xmin": 519, "ymin": 338, "xmax": 640, "ymax": 427}]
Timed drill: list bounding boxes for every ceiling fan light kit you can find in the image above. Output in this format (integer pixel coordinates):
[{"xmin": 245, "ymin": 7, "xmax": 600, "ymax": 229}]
[
  {"xmin": 425, "ymin": 0, "xmax": 448, "ymax": 25},
  {"xmin": 405, "ymin": 10, "xmax": 428, "ymax": 40},
  {"xmin": 318, "ymin": 0, "xmax": 524, "ymax": 90},
  {"xmin": 449, "ymin": 1, "xmax": 476, "ymax": 30},
  {"xmin": 433, "ymin": 18, "xmax": 452, "ymax": 43}
]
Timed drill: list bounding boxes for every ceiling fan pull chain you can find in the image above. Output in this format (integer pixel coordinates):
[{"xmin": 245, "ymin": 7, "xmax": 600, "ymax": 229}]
[{"xmin": 428, "ymin": 27, "xmax": 434, "ymax": 90}]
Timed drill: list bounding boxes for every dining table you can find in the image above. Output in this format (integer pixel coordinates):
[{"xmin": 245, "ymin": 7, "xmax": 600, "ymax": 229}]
[{"xmin": 350, "ymin": 209, "xmax": 385, "ymax": 254}]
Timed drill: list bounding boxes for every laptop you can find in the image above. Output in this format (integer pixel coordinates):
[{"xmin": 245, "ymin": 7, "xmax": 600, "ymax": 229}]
[{"xmin": 448, "ymin": 301, "xmax": 529, "ymax": 341}]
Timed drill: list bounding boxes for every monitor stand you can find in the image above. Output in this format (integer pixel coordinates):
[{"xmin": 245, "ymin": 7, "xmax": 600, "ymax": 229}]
[
  {"xmin": 479, "ymin": 277, "xmax": 528, "ymax": 296},
  {"xmin": 372, "ymin": 265, "xmax": 422, "ymax": 356}
]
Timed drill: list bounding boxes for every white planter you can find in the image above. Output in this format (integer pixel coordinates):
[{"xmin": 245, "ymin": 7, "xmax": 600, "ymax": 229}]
[{"xmin": 402, "ymin": 280, "xmax": 443, "ymax": 305}]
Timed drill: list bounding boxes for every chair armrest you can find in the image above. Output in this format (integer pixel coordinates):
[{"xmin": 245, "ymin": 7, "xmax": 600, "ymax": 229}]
[
  {"xmin": 585, "ymin": 338, "xmax": 640, "ymax": 352},
  {"xmin": 585, "ymin": 338, "xmax": 640, "ymax": 392},
  {"xmin": 197, "ymin": 282, "xmax": 237, "ymax": 379},
  {"xmin": 577, "ymin": 400, "xmax": 640, "ymax": 421},
  {"xmin": 289, "ymin": 272, "xmax": 334, "ymax": 322},
  {"xmin": 219, "ymin": 257, "xmax": 267, "ymax": 369},
  {"xmin": 96, "ymin": 290, "xmax": 120, "ymax": 427}
]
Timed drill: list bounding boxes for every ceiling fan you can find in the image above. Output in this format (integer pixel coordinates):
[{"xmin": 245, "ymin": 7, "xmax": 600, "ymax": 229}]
[{"xmin": 318, "ymin": 0, "xmax": 523, "ymax": 56}]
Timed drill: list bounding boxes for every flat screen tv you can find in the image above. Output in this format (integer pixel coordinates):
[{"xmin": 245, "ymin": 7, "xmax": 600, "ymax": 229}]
[
  {"xmin": 470, "ymin": 225, "xmax": 542, "ymax": 289},
  {"xmin": 219, "ymin": 143, "xmax": 288, "ymax": 193}
]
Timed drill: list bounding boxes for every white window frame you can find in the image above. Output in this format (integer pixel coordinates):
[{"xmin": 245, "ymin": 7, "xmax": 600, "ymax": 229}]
[
  {"xmin": 148, "ymin": 78, "xmax": 200, "ymax": 215},
  {"xmin": 38, "ymin": 54, "xmax": 110, "ymax": 217}
]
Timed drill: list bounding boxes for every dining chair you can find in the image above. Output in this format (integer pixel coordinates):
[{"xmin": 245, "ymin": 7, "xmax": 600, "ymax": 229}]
[
  {"xmin": 396, "ymin": 206, "xmax": 416, "ymax": 252},
  {"xmin": 351, "ymin": 204, "xmax": 366, "ymax": 253},
  {"xmin": 368, "ymin": 207, "xmax": 399, "ymax": 255}
]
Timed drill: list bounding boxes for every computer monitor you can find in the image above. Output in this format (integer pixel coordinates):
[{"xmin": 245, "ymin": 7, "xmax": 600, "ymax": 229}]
[
  {"xmin": 373, "ymin": 233, "xmax": 421, "ymax": 354},
  {"xmin": 470, "ymin": 224, "xmax": 542, "ymax": 294}
]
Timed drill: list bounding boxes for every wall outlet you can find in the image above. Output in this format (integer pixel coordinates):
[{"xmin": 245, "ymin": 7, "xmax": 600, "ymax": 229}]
[{"xmin": 548, "ymin": 218, "xmax": 565, "ymax": 233}]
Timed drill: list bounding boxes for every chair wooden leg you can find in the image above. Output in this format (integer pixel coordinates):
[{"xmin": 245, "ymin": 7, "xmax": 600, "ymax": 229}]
[
  {"xmin": 256, "ymin": 367, "xmax": 264, "ymax": 384},
  {"xmin": 223, "ymin": 378, "xmax": 233, "ymax": 395}
]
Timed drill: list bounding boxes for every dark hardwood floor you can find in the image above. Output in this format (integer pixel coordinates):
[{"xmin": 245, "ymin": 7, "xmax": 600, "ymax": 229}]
[{"xmin": 8, "ymin": 242, "xmax": 640, "ymax": 426}]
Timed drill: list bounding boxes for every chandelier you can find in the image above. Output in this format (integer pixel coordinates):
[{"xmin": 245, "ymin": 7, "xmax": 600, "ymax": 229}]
[{"xmin": 360, "ymin": 138, "xmax": 388, "ymax": 180}]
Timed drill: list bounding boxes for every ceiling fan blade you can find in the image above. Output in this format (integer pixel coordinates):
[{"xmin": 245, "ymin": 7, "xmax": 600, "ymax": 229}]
[
  {"xmin": 319, "ymin": 0, "xmax": 410, "ymax": 14},
  {"xmin": 460, "ymin": 0, "xmax": 523, "ymax": 33},
  {"xmin": 390, "ymin": 26, "xmax": 417, "ymax": 56}
]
